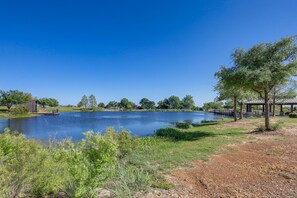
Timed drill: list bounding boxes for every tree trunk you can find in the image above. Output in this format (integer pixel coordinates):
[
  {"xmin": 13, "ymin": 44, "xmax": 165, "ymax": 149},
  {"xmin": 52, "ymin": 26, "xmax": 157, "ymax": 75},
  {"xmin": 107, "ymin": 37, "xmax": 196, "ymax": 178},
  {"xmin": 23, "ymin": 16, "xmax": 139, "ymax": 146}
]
[
  {"xmin": 233, "ymin": 96, "xmax": 237, "ymax": 122},
  {"xmin": 272, "ymin": 88, "xmax": 276, "ymax": 117},
  {"xmin": 264, "ymin": 91, "xmax": 270, "ymax": 130},
  {"xmin": 239, "ymin": 102, "xmax": 243, "ymax": 119},
  {"xmin": 7, "ymin": 104, "xmax": 12, "ymax": 110}
]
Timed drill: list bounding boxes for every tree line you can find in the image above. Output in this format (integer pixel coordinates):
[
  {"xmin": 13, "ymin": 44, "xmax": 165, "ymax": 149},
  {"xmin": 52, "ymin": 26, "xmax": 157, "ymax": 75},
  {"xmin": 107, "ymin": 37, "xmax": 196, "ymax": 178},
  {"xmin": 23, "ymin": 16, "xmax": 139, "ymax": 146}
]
[
  {"xmin": 214, "ymin": 36, "xmax": 297, "ymax": 130},
  {"xmin": 77, "ymin": 95, "xmax": 197, "ymax": 110},
  {"xmin": 0, "ymin": 90, "xmax": 59, "ymax": 110}
]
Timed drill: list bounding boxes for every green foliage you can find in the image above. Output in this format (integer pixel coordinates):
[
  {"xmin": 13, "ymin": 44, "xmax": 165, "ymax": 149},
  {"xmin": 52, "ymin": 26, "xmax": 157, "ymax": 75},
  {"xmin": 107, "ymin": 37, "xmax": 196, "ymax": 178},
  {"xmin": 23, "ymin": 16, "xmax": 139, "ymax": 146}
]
[
  {"xmin": 270, "ymin": 122, "xmax": 283, "ymax": 131},
  {"xmin": 289, "ymin": 112, "xmax": 297, "ymax": 118},
  {"xmin": 139, "ymin": 98, "xmax": 155, "ymax": 109},
  {"xmin": 255, "ymin": 121, "xmax": 283, "ymax": 132},
  {"xmin": 182, "ymin": 95, "xmax": 195, "ymax": 110},
  {"xmin": 38, "ymin": 98, "xmax": 59, "ymax": 108},
  {"xmin": 0, "ymin": 90, "xmax": 32, "ymax": 110},
  {"xmin": 106, "ymin": 101, "xmax": 119, "ymax": 109},
  {"xmin": 0, "ymin": 127, "xmax": 142, "ymax": 197},
  {"xmin": 89, "ymin": 95, "xmax": 97, "ymax": 109},
  {"xmin": 78, "ymin": 95, "xmax": 89, "ymax": 108},
  {"xmin": 155, "ymin": 128, "xmax": 211, "ymax": 141},
  {"xmin": 203, "ymin": 101, "xmax": 223, "ymax": 111},
  {"xmin": 119, "ymin": 98, "xmax": 136, "ymax": 110},
  {"xmin": 232, "ymin": 36, "xmax": 297, "ymax": 129},
  {"xmin": 175, "ymin": 122, "xmax": 191, "ymax": 129},
  {"xmin": 105, "ymin": 127, "xmax": 138, "ymax": 158},
  {"xmin": 107, "ymin": 164, "xmax": 151, "ymax": 197},
  {"xmin": 9, "ymin": 106, "xmax": 29, "ymax": 114},
  {"xmin": 157, "ymin": 96, "xmax": 182, "ymax": 109},
  {"xmin": 0, "ymin": 129, "xmax": 72, "ymax": 197},
  {"xmin": 98, "ymin": 102, "xmax": 105, "ymax": 108},
  {"xmin": 152, "ymin": 180, "xmax": 173, "ymax": 190}
]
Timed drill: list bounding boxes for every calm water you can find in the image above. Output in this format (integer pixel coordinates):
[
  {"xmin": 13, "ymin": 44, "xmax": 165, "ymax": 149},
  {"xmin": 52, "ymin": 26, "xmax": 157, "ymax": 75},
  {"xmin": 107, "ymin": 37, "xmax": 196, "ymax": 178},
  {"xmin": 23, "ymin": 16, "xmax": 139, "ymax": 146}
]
[{"xmin": 0, "ymin": 112, "xmax": 224, "ymax": 140}]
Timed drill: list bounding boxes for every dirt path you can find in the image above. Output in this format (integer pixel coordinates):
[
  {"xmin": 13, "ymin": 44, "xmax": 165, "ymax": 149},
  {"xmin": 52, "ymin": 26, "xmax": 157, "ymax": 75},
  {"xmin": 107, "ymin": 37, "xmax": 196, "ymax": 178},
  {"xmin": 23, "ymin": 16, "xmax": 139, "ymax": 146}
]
[{"xmin": 140, "ymin": 124, "xmax": 297, "ymax": 198}]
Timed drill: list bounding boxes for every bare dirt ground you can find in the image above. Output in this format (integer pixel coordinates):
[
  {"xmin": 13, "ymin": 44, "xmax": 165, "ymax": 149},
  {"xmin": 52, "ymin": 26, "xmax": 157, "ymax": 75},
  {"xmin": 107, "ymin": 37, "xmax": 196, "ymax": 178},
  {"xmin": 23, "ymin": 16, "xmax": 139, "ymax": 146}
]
[{"xmin": 140, "ymin": 121, "xmax": 297, "ymax": 198}]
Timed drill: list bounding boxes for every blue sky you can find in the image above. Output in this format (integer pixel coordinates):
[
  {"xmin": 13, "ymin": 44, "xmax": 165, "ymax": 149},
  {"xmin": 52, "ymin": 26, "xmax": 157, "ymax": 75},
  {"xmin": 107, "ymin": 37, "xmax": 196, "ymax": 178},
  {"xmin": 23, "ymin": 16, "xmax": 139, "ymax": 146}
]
[{"xmin": 0, "ymin": 0, "xmax": 297, "ymax": 106}]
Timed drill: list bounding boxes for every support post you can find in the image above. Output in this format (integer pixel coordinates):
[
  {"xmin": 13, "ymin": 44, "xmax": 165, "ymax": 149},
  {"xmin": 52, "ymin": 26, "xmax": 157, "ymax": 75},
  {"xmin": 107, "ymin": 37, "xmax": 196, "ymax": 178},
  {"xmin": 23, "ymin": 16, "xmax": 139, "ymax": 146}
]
[{"xmin": 291, "ymin": 104, "xmax": 294, "ymax": 113}]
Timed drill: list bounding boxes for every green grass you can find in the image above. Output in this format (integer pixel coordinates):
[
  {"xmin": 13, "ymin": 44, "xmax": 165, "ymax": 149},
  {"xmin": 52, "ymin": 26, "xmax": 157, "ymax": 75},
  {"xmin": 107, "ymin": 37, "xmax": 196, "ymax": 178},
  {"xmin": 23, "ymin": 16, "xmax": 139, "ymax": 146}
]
[
  {"xmin": 39, "ymin": 106, "xmax": 83, "ymax": 112},
  {"xmin": 0, "ymin": 106, "xmax": 41, "ymax": 118},
  {"xmin": 128, "ymin": 121, "xmax": 246, "ymax": 173}
]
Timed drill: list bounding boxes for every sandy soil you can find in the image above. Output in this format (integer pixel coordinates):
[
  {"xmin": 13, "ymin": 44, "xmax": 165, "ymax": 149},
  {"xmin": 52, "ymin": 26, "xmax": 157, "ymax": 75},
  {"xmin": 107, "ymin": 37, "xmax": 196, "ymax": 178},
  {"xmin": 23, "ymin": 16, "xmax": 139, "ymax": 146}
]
[{"xmin": 138, "ymin": 122, "xmax": 297, "ymax": 198}]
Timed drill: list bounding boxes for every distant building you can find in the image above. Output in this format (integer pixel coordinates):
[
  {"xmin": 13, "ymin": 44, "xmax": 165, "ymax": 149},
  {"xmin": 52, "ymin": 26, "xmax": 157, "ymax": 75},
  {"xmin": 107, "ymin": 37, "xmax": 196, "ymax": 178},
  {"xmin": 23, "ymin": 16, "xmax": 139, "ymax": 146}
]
[{"xmin": 24, "ymin": 100, "xmax": 38, "ymax": 112}]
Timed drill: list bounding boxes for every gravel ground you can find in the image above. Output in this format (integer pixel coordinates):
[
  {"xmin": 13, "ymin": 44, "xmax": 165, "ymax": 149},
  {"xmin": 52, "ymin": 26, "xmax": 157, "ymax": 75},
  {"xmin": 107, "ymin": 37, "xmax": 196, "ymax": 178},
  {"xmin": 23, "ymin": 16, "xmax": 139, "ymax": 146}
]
[{"xmin": 137, "ymin": 123, "xmax": 297, "ymax": 198}]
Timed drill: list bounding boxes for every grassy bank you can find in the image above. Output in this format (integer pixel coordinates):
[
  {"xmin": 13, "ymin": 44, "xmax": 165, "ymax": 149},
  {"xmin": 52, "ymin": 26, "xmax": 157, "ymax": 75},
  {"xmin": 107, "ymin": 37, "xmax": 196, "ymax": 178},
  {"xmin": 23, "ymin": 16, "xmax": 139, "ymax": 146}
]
[
  {"xmin": 0, "ymin": 106, "xmax": 40, "ymax": 119},
  {"xmin": 0, "ymin": 117, "xmax": 294, "ymax": 197}
]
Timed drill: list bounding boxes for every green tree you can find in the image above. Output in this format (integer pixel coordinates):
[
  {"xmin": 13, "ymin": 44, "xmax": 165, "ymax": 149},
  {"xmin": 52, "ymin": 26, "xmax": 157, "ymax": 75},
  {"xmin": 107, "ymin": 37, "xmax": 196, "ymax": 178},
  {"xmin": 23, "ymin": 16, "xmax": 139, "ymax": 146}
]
[
  {"xmin": 0, "ymin": 90, "xmax": 32, "ymax": 110},
  {"xmin": 119, "ymin": 98, "xmax": 129, "ymax": 109},
  {"xmin": 127, "ymin": 101, "xmax": 136, "ymax": 110},
  {"xmin": 98, "ymin": 102, "xmax": 105, "ymax": 108},
  {"xmin": 88, "ymin": 95, "xmax": 97, "ymax": 109},
  {"xmin": 78, "ymin": 95, "xmax": 89, "ymax": 108},
  {"xmin": 106, "ymin": 101, "xmax": 118, "ymax": 109},
  {"xmin": 157, "ymin": 99, "xmax": 170, "ymax": 109},
  {"xmin": 38, "ymin": 98, "xmax": 59, "ymax": 108},
  {"xmin": 38, "ymin": 98, "xmax": 48, "ymax": 108},
  {"xmin": 223, "ymin": 100, "xmax": 233, "ymax": 109},
  {"xmin": 168, "ymin": 96, "xmax": 182, "ymax": 109},
  {"xmin": 203, "ymin": 101, "xmax": 223, "ymax": 111},
  {"xmin": 182, "ymin": 95, "xmax": 195, "ymax": 110},
  {"xmin": 139, "ymin": 98, "xmax": 155, "ymax": 109},
  {"xmin": 48, "ymin": 98, "xmax": 59, "ymax": 107},
  {"xmin": 215, "ymin": 66, "xmax": 248, "ymax": 121},
  {"xmin": 233, "ymin": 37, "xmax": 297, "ymax": 130}
]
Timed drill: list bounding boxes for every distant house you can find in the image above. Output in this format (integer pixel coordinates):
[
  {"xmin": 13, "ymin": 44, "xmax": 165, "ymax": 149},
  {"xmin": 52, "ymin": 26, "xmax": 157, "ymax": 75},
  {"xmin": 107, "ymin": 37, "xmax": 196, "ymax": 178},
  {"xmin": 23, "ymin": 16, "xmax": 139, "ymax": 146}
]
[{"xmin": 24, "ymin": 100, "xmax": 38, "ymax": 112}]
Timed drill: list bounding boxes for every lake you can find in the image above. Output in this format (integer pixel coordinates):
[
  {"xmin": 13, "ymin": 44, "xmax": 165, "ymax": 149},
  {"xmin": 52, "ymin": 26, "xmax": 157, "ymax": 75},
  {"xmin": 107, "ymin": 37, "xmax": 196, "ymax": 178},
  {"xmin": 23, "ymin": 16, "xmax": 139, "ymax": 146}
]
[{"xmin": 0, "ymin": 111, "xmax": 224, "ymax": 140}]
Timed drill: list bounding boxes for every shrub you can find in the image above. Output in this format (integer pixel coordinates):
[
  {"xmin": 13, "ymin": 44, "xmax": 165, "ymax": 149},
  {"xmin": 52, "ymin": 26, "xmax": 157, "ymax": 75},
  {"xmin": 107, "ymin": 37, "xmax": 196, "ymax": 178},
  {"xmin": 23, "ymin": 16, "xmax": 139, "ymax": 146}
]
[
  {"xmin": 255, "ymin": 125, "xmax": 266, "ymax": 132},
  {"xmin": 270, "ymin": 122, "xmax": 283, "ymax": 131},
  {"xmin": 156, "ymin": 128, "xmax": 186, "ymax": 140},
  {"xmin": 105, "ymin": 127, "xmax": 138, "ymax": 158},
  {"xmin": 175, "ymin": 122, "xmax": 191, "ymax": 129},
  {"xmin": 0, "ymin": 129, "xmax": 71, "ymax": 197},
  {"xmin": 255, "ymin": 122, "xmax": 283, "ymax": 132},
  {"xmin": 9, "ymin": 106, "xmax": 29, "ymax": 114},
  {"xmin": 107, "ymin": 164, "xmax": 151, "ymax": 197},
  {"xmin": 0, "ymin": 127, "xmax": 155, "ymax": 197},
  {"xmin": 289, "ymin": 112, "xmax": 297, "ymax": 118}
]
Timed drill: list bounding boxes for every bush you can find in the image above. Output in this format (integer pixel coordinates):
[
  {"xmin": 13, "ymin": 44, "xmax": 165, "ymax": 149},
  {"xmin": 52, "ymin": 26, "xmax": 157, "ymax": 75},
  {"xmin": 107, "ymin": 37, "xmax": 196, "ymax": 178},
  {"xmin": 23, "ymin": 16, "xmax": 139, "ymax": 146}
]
[
  {"xmin": 255, "ymin": 122, "xmax": 283, "ymax": 132},
  {"xmin": 255, "ymin": 125, "xmax": 266, "ymax": 132},
  {"xmin": 107, "ymin": 164, "xmax": 151, "ymax": 197},
  {"xmin": 175, "ymin": 122, "xmax": 191, "ymax": 129},
  {"xmin": 270, "ymin": 122, "xmax": 283, "ymax": 131},
  {"xmin": 0, "ymin": 127, "xmax": 143, "ymax": 197},
  {"xmin": 289, "ymin": 112, "xmax": 297, "ymax": 118},
  {"xmin": 0, "ymin": 129, "xmax": 72, "ymax": 197},
  {"xmin": 9, "ymin": 106, "xmax": 29, "ymax": 114},
  {"xmin": 156, "ymin": 128, "xmax": 186, "ymax": 140}
]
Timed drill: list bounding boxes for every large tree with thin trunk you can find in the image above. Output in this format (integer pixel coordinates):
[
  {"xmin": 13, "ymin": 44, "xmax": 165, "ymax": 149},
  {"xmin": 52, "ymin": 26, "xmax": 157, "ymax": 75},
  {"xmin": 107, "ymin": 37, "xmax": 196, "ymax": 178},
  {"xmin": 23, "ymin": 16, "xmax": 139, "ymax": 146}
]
[
  {"xmin": 215, "ymin": 66, "xmax": 248, "ymax": 121},
  {"xmin": 232, "ymin": 37, "xmax": 297, "ymax": 130},
  {"xmin": 89, "ymin": 94, "xmax": 97, "ymax": 109},
  {"xmin": 78, "ymin": 95, "xmax": 89, "ymax": 108},
  {"xmin": 0, "ymin": 90, "xmax": 32, "ymax": 110}
]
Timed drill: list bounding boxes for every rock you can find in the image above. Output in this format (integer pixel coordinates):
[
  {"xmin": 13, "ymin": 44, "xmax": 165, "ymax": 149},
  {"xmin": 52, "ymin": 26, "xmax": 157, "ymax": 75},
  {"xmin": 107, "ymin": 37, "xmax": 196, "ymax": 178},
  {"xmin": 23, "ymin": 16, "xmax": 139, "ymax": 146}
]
[{"xmin": 97, "ymin": 188, "xmax": 111, "ymax": 198}]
